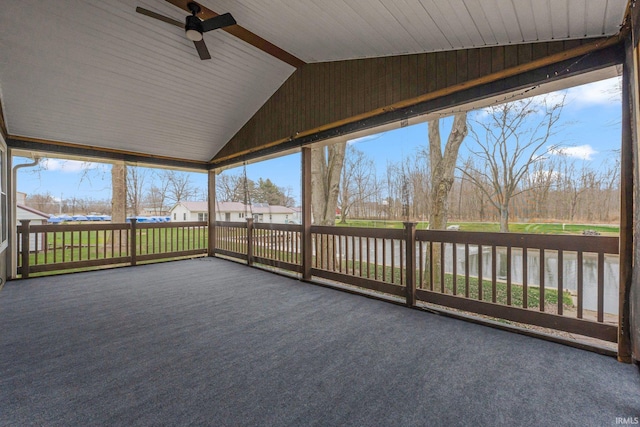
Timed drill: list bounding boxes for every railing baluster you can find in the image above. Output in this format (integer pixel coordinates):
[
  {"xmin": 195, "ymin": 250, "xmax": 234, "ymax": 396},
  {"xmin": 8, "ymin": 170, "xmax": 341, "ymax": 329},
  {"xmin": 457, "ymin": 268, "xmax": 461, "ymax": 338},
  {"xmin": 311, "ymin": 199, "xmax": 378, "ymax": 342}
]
[
  {"xmin": 418, "ymin": 241, "xmax": 423, "ymax": 289},
  {"xmin": 20, "ymin": 220, "xmax": 30, "ymax": 278},
  {"xmin": 439, "ymin": 242, "xmax": 444, "ymax": 293},
  {"xmin": 464, "ymin": 243, "xmax": 469, "ymax": 297},
  {"xmin": 597, "ymin": 252, "xmax": 604, "ymax": 322},
  {"xmin": 333, "ymin": 234, "xmax": 338, "ymax": 272},
  {"xmin": 62, "ymin": 231, "xmax": 67, "ymax": 262},
  {"xmin": 398, "ymin": 240, "xmax": 407, "ymax": 286},
  {"xmin": 452, "ymin": 243, "xmax": 457, "ymax": 296},
  {"xmin": 351, "ymin": 236, "xmax": 356, "ymax": 276},
  {"xmin": 429, "ymin": 241, "xmax": 434, "ymax": 291},
  {"xmin": 43, "ymin": 231, "xmax": 49, "ymax": 264},
  {"xmin": 539, "ymin": 249, "xmax": 545, "ymax": 312},
  {"xmin": 34, "ymin": 229, "xmax": 40, "ymax": 265},
  {"xmin": 557, "ymin": 250, "xmax": 563, "ymax": 315},
  {"xmin": 522, "ymin": 247, "xmax": 528, "ymax": 308},
  {"xmin": 390, "ymin": 238, "xmax": 395, "ymax": 284},
  {"xmin": 506, "ymin": 246, "xmax": 512, "ymax": 306},
  {"xmin": 492, "ymin": 246, "xmax": 497, "ymax": 303},
  {"xmin": 477, "ymin": 244, "xmax": 483, "ymax": 301},
  {"xmin": 374, "ymin": 238, "xmax": 379, "ymax": 281},
  {"xmin": 367, "ymin": 237, "xmax": 371, "ymax": 279}
]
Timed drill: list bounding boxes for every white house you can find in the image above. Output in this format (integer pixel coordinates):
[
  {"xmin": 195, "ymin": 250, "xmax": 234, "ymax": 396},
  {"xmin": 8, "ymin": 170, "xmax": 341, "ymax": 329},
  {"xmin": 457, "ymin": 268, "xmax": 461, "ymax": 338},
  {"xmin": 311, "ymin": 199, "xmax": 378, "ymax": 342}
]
[
  {"xmin": 213, "ymin": 202, "xmax": 247, "ymax": 222},
  {"xmin": 250, "ymin": 203, "xmax": 296, "ymax": 224},
  {"xmin": 17, "ymin": 194, "xmax": 50, "ymax": 251},
  {"xmin": 169, "ymin": 201, "xmax": 296, "ymax": 224},
  {"xmin": 169, "ymin": 201, "xmax": 209, "ymax": 222}
]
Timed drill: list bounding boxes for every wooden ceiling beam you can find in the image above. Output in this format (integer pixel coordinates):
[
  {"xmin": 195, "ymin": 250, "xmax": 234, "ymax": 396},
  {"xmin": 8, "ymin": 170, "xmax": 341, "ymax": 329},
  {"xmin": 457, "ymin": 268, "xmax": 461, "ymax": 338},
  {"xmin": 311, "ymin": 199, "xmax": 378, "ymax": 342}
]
[
  {"xmin": 165, "ymin": 0, "xmax": 306, "ymax": 68},
  {"xmin": 7, "ymin": 135, "xmax": 210, "ymax": 171}
]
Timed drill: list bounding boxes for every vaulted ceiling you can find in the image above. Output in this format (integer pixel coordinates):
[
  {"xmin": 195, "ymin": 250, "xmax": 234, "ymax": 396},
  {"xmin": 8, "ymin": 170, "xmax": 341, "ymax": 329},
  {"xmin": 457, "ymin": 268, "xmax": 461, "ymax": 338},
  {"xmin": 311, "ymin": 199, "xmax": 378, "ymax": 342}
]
[{"xmin": 0, "ymin": 0, "xmax": 629, "ymax": 166}]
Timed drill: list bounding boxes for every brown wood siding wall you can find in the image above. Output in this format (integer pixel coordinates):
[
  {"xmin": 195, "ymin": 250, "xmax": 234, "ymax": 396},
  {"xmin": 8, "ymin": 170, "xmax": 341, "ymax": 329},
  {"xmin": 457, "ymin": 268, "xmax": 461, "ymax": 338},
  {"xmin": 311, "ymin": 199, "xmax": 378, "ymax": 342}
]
[{"xmin": 214, "ymin": 39, "xmax": 605, "ymax": 163}]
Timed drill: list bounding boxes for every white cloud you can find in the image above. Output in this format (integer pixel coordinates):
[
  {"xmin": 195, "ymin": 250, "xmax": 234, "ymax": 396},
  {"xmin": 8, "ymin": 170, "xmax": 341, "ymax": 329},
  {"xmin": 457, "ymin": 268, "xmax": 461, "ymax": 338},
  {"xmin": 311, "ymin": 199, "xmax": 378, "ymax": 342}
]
[
  {"xmin": 549, "ymin": 144, "xmax": 597, "ymax": 161},
  {"xmin": 566, "ymin": 77, "xmax": 621, "ymax": 107},
  {"xmin": 474, "ymin": 76, "xmax": 621, "ymax": 118},
  {"xmin": 41, "ymin": 159, "xmax": 101, "ymax": 172},
  {"xmin": 348, "ymin": 133, "xmax": 386, "ymax": 145}
]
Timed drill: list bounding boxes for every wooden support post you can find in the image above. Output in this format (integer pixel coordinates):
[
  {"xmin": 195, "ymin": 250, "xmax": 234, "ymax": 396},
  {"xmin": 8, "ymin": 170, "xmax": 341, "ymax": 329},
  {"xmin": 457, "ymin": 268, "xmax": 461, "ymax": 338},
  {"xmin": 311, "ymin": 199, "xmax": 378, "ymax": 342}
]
[
  {"xmin": 246, "ymin": 218, "xmax": 254, "ymax": 266},
  {"xmin": 301, "ymin": 147, "xmax": 312, "ymax": 280},
  {"xmin": 618, "ymin": 34, "xmax": 635, "ymax": 363},
  {"xmin": 20, "ymin": 220, "xmax": 30, "ymax": 279},
  {"xmin": 404, "ymin": 221, "xmax": 417, "ymax": 307},
  {"xmin": 130, "ymin": 218, "xmax": 137, "ymax": 267},
  {"xmin": 208, "ymin": 169, "xmax": 216, "ymax": 257}
]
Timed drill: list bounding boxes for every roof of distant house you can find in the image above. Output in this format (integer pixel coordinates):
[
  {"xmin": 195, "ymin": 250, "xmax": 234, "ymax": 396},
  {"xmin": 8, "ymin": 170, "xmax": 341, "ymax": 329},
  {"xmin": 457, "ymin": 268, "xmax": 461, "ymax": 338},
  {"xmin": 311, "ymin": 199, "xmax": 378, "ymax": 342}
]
[
  {"xmin": 172, "ymin": 201, "xmax": 208, "ymax": 213},
  {"xmin": 17, "ymin": 204, "xmax": 50, "ymax": 220},
  {"xmin": 251, "ymin": 205, "xmax": 295, "ymax": 214},
  {"xmin": 216, "ymin": 201, "xmax": 247, "ymax": 212},
  {"xmin": 173, "ymin": 201, "xmax": 294, "ymax": 214}
]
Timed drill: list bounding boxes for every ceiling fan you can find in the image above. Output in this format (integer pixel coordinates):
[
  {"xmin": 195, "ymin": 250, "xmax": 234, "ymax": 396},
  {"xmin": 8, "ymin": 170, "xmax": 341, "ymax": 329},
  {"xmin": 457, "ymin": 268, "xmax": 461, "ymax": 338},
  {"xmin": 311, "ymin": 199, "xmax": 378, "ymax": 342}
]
[{"xmin": 136, "ymin": 2, "xmax": 237, "ymax": 60}]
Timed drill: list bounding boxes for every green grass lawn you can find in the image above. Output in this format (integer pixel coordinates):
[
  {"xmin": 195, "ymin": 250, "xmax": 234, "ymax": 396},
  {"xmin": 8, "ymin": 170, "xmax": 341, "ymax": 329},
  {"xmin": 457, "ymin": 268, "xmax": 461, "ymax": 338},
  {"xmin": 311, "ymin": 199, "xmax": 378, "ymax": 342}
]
[
  {"xmin": 335, "ymin": 219, "xmax": 619, "ymax": 235},
  {"xmin": 24, "ymin": 227, "xmax": 208, "ymax": 267}
]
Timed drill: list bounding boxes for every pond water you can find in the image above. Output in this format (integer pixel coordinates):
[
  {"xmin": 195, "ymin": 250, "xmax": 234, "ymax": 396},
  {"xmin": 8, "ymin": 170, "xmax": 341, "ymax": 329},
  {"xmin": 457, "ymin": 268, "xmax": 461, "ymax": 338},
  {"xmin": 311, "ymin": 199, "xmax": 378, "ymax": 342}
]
[{"xmin": 331, "ymin": 238, "xmax": 619, "ymax": 315}]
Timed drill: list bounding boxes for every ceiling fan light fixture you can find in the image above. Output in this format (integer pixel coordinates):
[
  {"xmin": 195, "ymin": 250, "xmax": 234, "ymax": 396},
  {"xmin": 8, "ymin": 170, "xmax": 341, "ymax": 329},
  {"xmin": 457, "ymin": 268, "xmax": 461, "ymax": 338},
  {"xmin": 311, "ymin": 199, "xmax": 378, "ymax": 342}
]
[
  {"xmin": 185, "ymin": 15, "xmax": 203, "ymax": 41},
  {"xmin": 186, "ymin": 28, "xmax": 203, "ymax": 41}
]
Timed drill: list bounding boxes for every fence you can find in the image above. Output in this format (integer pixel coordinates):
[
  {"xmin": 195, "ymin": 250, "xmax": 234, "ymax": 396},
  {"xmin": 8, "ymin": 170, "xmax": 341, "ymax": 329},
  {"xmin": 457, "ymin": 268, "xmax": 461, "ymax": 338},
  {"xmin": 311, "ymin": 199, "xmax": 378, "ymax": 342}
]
[
  {"xmin": 215, "ymin": 220, "xmax": 619, "ymax": 343},
  {"xmin": 17, "ymin": 219, "xmax": 208, "ymax": 278}
]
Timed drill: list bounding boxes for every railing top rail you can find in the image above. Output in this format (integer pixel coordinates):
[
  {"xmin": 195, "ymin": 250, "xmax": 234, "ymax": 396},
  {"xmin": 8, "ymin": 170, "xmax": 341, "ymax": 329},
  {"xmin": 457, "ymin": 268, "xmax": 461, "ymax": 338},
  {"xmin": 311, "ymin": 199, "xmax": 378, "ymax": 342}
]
[
  {"xmin": 215, "ymin": 221, "xmax": 248, "ymax": 228},
  {"xmin": 253, "ymin": 223, "xmax": 302, "ymax": 231},
  {"xmin": 137, "ymin": 221, "xmax": 207, "ymax": 229},
  {"xmin": 311, "ymin": 225, "xmax": 404, "ymax": 239},
  {"xmin": 415, "ymin": 229, "xmax": 619, "ymax": 254},
  {"xmin": 23, "ymin": 223, "xmax": 130, "ymax": 232}
]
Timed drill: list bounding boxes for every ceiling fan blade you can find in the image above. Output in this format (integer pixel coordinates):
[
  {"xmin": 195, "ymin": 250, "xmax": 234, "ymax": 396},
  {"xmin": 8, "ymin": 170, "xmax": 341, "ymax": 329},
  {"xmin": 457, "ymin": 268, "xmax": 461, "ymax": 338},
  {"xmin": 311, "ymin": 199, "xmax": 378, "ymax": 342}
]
[
  {"xmin": 193, "ymin": 39, "xmax": 211, "ymax": 60},
  {"xmin": 200, "ymin": 12, "xmax": 237, "ymax": 32},
  {"xmin": 136, "ymin": 7, "xmax": 183, "ymax": 28}
]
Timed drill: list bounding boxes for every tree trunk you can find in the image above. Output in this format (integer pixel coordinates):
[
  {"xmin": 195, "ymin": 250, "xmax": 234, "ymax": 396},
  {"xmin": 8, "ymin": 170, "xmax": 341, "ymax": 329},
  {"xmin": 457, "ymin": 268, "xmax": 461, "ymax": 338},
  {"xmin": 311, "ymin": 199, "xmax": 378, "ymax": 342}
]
[
  {"xmin": 427, "ymin": 113, "xmax": 467, "ymax": 288},
  {"xmin": 499, "ymin": 206, "xmax": 509, "ymax": 232},
  {"xmin": 111, "ymin": 162, "xmax": 127, "ymax": 254},
  {"xmin": 428, "ymin": 112, "xmax": 467, "ymax": 230},
  {"xmin": 311, "ymin": 143, "xmax": 346, "ymax": 270}
]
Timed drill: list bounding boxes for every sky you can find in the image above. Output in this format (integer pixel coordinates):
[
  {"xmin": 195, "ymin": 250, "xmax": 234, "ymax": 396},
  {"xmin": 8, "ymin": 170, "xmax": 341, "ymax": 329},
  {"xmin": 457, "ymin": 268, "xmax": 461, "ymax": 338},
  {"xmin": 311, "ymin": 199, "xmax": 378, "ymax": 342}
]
[{"xmin": 15, "ymin": 75, "xmax": 622, "ymax": 207}]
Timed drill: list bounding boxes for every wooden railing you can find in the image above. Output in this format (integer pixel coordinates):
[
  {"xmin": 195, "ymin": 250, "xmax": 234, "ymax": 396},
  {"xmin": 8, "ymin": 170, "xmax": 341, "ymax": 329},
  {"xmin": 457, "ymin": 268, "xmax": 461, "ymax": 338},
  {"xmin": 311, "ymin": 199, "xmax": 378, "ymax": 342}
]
[
  {"xmin": 413, "ymin": 230, "xmax": 619, "ymax": 342},
  {"xmin": 214, "ymin": 221, "xmax": 620, "ymax": 343},
  {"xmin": 17, "ymin": 219, "xmax": 208, "ymax": 278},
  {"xmin": 214, "ymin": 220, "xmax": 302, "ymax": 273}
]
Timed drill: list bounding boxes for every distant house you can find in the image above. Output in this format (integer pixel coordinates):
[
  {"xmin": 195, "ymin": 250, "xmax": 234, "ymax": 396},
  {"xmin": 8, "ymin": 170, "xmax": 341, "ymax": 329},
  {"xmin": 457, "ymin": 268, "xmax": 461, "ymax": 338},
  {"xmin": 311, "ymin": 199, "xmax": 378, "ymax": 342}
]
[
  {"xmin": 169, "ymin": 201, "xmax": 296, "ymax": 224},
  {"xmin": 250, "ymin": 203, "xmax": 295, "ymax": 224},
  {"xmin": 17, "ymin": 196, "xmax": 50, "ymax": 252},
  {"xmin": 169, "ymin": 201, "xmax": 210, "ymax": 222},
  {"xmin": 214, "ymin": 202, "xmax": 248, "ymax": 222}
]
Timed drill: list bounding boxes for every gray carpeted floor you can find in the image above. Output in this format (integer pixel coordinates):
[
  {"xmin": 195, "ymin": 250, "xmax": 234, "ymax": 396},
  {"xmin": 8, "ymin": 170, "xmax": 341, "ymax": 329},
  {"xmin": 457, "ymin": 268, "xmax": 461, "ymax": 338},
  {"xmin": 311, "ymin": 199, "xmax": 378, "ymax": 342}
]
[{"xmin": 1, "ymin": 258, "xmax": 638, "ymax": 426}]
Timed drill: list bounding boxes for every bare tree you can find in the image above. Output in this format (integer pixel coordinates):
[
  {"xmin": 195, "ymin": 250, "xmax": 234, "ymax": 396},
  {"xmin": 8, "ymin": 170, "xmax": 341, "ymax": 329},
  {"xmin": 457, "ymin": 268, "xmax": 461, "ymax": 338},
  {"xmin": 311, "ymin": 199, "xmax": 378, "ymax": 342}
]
[
  {"xmin": 25, "ymin": 192, "xmax": 58, "ymax": 214},
  {"xmin": 146, "ymin": 179, "xmax": 170, "ymax": 215},
  {"xmin": 164, "ymin": 170, "xmax": 197, "ymax": 205},
  {"xmin": 338, "ymin": 145, "xmax": 376, "ymax": 223},
  {"xmin": 461, "ymin": 96, "xmax": 564, "ymax": 232},
  {"xmin": 523, "ymin": 157, "xmax": 557, "ymax": 220},
  {"xmin": 126, "ymin": 167, "xmax": 147, "ymax": 216}
]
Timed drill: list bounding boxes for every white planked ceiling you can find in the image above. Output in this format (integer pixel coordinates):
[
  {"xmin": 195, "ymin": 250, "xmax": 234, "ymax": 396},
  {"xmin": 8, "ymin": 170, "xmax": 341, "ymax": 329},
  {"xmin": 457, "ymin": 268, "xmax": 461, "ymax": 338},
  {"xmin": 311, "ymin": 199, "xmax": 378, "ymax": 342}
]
[
  {"xmin": 0, "ymin": 0, "xmax": 629, "ymax": 164},
  {"xmin": 199, "ymin": 0, "xmax": 628, "ymax": 62},
  {"xmin": 0, "ymin": 0, "xmax": 296, "ymax": 162}
]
